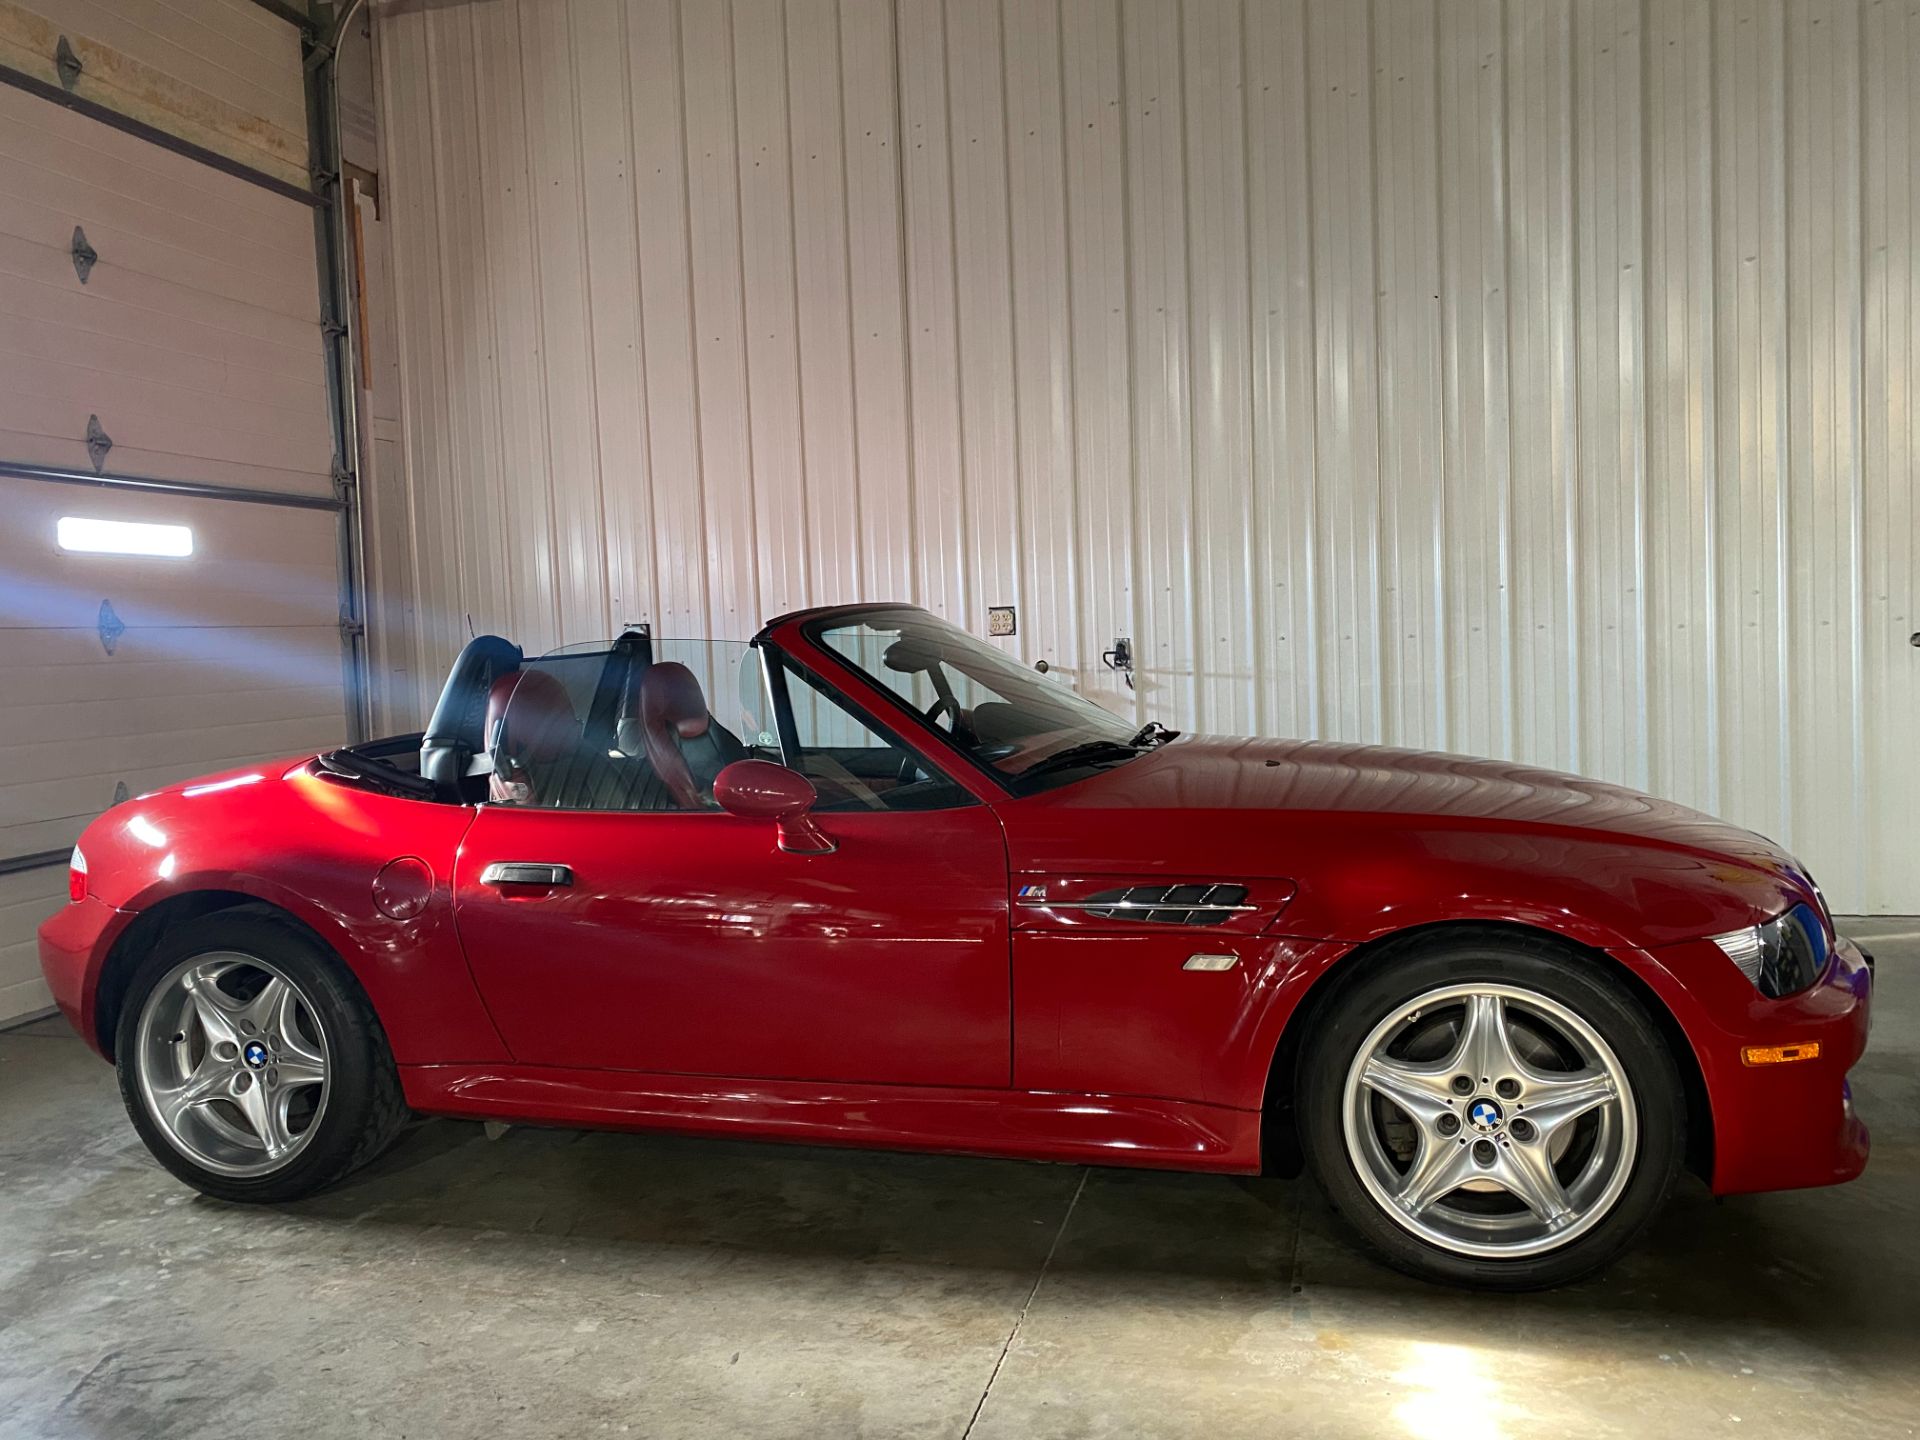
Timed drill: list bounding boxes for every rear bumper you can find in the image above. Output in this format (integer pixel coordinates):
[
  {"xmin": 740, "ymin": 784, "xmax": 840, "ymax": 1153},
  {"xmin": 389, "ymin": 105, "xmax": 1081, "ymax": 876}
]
[
  {"xmin": 1632, "ymin": 932, "xmax": 1872, "ymax": 1196},
  {"xmin": 37, "ymin": 895, "xmax": 126, "ymax": 1057}
]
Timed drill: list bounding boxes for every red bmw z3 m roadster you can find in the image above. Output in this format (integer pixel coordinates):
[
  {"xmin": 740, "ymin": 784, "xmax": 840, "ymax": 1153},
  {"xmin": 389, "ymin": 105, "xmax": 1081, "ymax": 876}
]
[{"xmin": 40, "ymin": 604, "xmax": 1872, "ymax": 1289}]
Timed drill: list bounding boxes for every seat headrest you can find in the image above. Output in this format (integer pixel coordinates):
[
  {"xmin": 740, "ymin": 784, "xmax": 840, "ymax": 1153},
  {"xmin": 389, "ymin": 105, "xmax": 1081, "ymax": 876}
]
[
  {"xmin": 492, "ymin": 668, "xmax": 581, "ymax": 763},
  {"xmin": 639, "ymin": 662, "xmax": 712, "ymax": 741}
]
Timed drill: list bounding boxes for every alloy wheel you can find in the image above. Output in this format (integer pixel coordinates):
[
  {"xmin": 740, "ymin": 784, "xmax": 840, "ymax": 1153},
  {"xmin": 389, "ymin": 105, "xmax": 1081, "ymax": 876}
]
[
  {"xmin": 1340, "ymin": 982, "xmax": 1638, "ymax": 1259},
  {"xmin": 132, "ymin": 952, "xmax": 331, "ymax": 1178}
]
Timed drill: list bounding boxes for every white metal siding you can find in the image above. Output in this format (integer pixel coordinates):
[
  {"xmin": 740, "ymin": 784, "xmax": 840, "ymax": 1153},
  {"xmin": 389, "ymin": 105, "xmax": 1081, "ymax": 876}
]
[{"xmin": 368, "ymin": 0, "xmax": 1920, "ymax": 913}]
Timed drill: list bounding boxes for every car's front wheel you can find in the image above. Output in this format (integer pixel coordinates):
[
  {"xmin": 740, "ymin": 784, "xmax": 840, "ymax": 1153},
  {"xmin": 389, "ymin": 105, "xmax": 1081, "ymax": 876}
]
[
  {"xmin": 116, "ymin": 908, "xmax": 408, "ymax": 1203},
  {"xmin": 1299, "ymin": 931, "xmax": 1684, "ymax": 1289}
]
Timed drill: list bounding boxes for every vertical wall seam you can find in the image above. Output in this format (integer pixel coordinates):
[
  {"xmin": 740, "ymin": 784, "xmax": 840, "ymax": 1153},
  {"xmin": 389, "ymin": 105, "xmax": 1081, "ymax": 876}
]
[
  {"xmin": 1052, "ymin": 0, "xmax": 1086, "ymax": 688},
  {"xmin": 671, "ymin": 0, "xmax": 716, "ymax": 635},
  {"xmin": 1297, "ymin": 0, "xmax": 1324, "ymax": 740},
  {"xmin": 1362, "ymin": 0, "xmax": 1388, "ymax": 743},
  {"xmin": 939, "ymin": 0, "xmax": 974, "ymax": 620},
  {"xmin": 777, "ymin": 0, "xmax": 817, "ymax": 608},
  {"xmin": 1772, "ymin": 0, "xmax": 1793, "ymax": 837},
  {"xmin": 617, "ymin": 1, "xmax": 664, "ymax": 631},
  {"xmin": 1113, "ymin": 0, "xmax": 1136, "ymax": 725},
  {"xmin": 832, "ymin": 0, "xmax": 867, "ymax": 599},
  {"xmin": 887, "ymin": 0, "xmax": 921, "ymax": 605},
  {"xmin": 1237, "ymin": 0, "xmax": 1261, "ymax": 738},
  {"xmin": 565, "ymin": 0, "xmax": 613, "ymax": 638},
  {"xmin": 1428, "ymin": 0, "xmax": 1452, "ymax": 752},
  {"xmin": 1561, "ymin": 0, "xmax": 1583, "ymax": 773},
  {"xmin": 1848, "ymin": 0, "xmax": 1869, "ymax": 901},
  {"xmin": 994, "ymin": 0, "xmax": 1027, "ymax": 622},
  {"xmin": 723, "ymin": 0, "xmax": 766, "ymax": 628},
  {"xmin": 1174, "ymin": 0, "xmax": 1200, "ymax": 729},
  {"xmin": 510, "ymin": 0, "xmax": 564, "ymax": 643},
  {"xmin": 1635, "ymin": 0, "xmax": 1654, "ymax": 791},
  {"xmin": 1701, "ymin": 0, "xmax": 1722, "ymax": 815},
  {"xmin": 1494, "ymin": 0, "xmax": 1517, "ymax": 760}
]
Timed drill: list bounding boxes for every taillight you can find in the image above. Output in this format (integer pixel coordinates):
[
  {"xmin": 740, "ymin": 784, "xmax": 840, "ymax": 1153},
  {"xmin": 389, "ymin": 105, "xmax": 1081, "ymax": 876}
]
[{"xmin": 68, "ymin": 846, "xmax": 87, "ymax": 903}]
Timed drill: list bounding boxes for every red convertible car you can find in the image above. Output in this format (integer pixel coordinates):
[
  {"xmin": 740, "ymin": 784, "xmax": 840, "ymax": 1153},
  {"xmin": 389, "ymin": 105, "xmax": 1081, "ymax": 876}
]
[{"xmin": 40, "ymin": 604, "xmax": 1872, "ymax": 1288}]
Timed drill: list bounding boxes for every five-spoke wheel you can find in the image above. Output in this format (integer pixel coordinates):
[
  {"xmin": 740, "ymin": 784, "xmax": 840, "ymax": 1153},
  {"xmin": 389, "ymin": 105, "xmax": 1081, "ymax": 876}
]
[
  {"xmin": 1301, "ymin": 932, "xmax": 1683, "ymax": 1289},
  {"xmin": 1342, "ymin": 984, "xmax": 1636, "ymax": 1258},
  {"xmin": 133, "ymin": 953, "xmax": 331, "ymax": 1176},
  {"xmin": 116, "ymin": 908, "xmax": 409, "ymax": 1203}
]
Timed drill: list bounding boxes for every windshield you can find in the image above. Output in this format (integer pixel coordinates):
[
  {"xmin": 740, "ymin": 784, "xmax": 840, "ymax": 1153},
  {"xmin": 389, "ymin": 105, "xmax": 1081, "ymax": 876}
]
[{"xmin": 809, "ymin": 608, "xmax": 1150, "ymax": 788}]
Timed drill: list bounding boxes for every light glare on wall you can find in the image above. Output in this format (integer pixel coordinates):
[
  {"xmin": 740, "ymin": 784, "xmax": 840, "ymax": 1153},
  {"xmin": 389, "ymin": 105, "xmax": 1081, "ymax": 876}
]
[{"xmin": 57, "ymin": 516, "xmax": 194, "ymax": 558}]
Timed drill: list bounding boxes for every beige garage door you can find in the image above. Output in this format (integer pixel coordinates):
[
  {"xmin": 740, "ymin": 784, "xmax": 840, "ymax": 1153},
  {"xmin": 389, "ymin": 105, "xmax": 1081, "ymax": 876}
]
[{"xmin": 0, "ymin": 60, "xmax": 344, "ymax": 1022}]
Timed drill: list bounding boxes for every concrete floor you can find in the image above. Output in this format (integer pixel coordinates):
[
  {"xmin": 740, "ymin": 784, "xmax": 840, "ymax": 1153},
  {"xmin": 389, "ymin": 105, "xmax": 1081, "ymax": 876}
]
[{"xmin": 2, "ymin": 925, "xmax": 1916, "ymax": 1440}]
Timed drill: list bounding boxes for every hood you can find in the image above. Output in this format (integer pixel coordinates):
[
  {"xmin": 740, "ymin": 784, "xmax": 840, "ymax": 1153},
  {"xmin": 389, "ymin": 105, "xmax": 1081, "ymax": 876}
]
[{"xmin": 1045, "ymin": 734, "xmax": 1801, "ymax": 875}]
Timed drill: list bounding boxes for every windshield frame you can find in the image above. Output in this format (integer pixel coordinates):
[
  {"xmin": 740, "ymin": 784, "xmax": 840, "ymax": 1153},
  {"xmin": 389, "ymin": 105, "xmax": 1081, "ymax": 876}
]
[{"xmin": 788, "ymin": 604, "xmax": 1147, "ymax": 797}]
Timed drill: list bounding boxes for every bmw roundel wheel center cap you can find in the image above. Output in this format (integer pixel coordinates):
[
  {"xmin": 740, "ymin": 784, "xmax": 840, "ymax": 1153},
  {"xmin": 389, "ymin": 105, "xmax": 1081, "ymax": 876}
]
[
  {"xmin": 242, "ymin": 1040, "xmax": 270, "ymax": 1070},
  {"xmin": 1468, "ymin": 1097, "xmax": 1505, "ymax": 1134}
]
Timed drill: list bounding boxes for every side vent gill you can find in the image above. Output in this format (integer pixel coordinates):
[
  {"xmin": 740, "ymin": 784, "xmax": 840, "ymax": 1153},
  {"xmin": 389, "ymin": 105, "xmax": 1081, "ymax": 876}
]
[{"xmin": 1077, "ymin": 883, "xmax": 1252, "ymax": 926}]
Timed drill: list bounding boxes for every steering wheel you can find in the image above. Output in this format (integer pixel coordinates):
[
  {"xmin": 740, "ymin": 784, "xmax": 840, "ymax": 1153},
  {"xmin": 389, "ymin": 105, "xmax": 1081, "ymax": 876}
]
[{"xmin": 898, "ymin": 694, "xmax": 970, "ymax": 785}]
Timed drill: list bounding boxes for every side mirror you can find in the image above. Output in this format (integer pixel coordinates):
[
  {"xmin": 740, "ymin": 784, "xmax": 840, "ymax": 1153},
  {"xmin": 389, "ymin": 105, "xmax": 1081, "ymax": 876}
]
[{"xmin": 713, "ymin": 760, "xmax": 835, "ymax": 855}]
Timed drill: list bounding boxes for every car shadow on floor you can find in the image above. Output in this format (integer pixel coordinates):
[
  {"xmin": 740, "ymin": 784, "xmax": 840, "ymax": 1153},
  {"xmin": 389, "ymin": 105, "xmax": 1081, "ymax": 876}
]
[{"xmin": 258, "ymin": 1111, "xmax": 1920, "ymax": 1369}]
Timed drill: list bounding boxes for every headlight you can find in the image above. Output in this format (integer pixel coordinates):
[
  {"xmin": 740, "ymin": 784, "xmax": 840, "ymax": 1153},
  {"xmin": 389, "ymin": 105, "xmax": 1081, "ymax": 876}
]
[{"xmin": 1711, "ymin": 903, "xmax": 1830, "ymax": 998}]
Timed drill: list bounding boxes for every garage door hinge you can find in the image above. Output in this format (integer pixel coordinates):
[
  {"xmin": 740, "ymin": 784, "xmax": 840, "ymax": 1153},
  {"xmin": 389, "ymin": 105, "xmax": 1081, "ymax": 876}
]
[
  {"xmin": 85, "ymin": 414, "xmax": 113, "ymax": 472},
  {"xmin": 70, "ymin": 226, "xmax": 96, "ymax": 283},
  {"xmin": 97, "ymin": 600, "xmax": 125, "ymax": 655},
  {"xmin": 54, "ymin": 35, "xmax": 82, "ymax": 90},
  {"xmin": 311, "ymin": 166, "xmax": 340, "ymax": 195},
  {"xmin": 331, "ymin": 460, "xmax": 356, "ymax": 501},
  {"xmin": 339, "ymin": 612, "xmax": 365, "ymax": 642},
  {"xmin": 321, "ymin": 314, "xmax": 348, "ymax": 340}
]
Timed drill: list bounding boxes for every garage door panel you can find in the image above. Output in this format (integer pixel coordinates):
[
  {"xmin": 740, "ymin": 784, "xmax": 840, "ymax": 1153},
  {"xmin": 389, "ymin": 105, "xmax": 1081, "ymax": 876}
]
[
  {"xmin": 0, "ymin": 6, "xmax": 332, "ymax": 1026},
  {"xmin": 0, "ymin": 476, "xmax": 348, "ymax": 869},
  {"xmin": 16, "ymin": 0, "xmax": 307, "ymax": 140},
  {"xmin": 0, "ymin": 232, "xmax": 323, "ymax": 373},
  {"xmin": 0, "ymin": 368, "xmax": 333, "ymax": 482},
  {"xmin": 0, "ymin": 868, "xmax": 63, "ymax": 1022},
  {"xmin": 7, "ymin": 680, "xmax": 343, "ymax": 748},
  {"xmin": 0, "ymin": 87, "xmax": 312, "ymax": 264},
  {"xmin": 0, "ymin": 341, "xmax": 332, "ymax": 465},
  {"xmin": 0, "ymin": 622, "xmax": 347, "ymax": 854},
  {"xmin": 1, "ymin": 706, "xmax": 347, "ymax": 851},
  {"xmin": 0, "ymin": 170, "xmax": 315, "ymax": 323},
  {"xmin": 0, "ymin": 304, "xmax": 330, "ymax": 414},
  {"xmin": 0, "ymin": 242, "xmax": 323, "ymax": 388},
  {"xmin": 10, "ymin": 633, "xmax": 346, "ymax": 704}
]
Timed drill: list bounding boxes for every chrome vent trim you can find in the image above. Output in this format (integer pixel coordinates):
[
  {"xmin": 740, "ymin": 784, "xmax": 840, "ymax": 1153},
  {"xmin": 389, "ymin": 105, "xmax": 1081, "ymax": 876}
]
[{"xmin": 1019, "ymin": 883, "xmax": 1254, "ymax": 926}]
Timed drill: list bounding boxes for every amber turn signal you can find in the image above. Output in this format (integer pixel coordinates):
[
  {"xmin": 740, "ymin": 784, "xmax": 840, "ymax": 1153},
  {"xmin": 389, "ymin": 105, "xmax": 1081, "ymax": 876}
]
[{"xmin": 1741, "ymin": 1042, "xmax": 1821, "ymax": 1066}]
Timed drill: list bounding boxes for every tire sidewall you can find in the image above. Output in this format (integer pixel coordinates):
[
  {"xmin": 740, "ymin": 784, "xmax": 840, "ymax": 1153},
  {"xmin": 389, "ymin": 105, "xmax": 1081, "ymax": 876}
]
[
  {"xmin": 114, "ymin": 909, "xmax": 392, "ymax": 1204},
  {"xmin": 1299, "ymin": 935, "xmax": 1685, "ymax": 1290}
]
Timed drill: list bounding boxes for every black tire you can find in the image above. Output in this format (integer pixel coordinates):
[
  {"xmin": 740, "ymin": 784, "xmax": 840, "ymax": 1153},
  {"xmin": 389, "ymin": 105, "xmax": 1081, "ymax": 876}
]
[
  {"xmin": 114, "ymin": 907, "xmax": 410, "ymax": 1203},
  {"xmin": 1297, "ymin": 929, "xmax": 1684, "ymax": 1290}
]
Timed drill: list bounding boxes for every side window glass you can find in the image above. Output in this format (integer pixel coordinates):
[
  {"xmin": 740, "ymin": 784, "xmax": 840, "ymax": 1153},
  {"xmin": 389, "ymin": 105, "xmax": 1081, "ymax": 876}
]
[
  {"xmin": 780, "ymin": 662, "xmax": 971, "ymax": 812},
  {"xmin": 490, "ymin": 639, "xmax": 779, "ymax": 812}
]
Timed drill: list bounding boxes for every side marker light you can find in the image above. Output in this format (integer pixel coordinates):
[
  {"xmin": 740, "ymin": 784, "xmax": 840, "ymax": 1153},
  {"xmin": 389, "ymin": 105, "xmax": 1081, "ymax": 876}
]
[{"xmin": 1741, "ymin": 1042, "xmax": 1821, "ymax": 1066}]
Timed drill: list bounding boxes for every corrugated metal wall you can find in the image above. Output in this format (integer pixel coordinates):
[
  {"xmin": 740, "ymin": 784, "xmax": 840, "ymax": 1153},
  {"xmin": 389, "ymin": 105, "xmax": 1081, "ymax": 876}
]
[{"xmin": 367, "ymin": 0, "xmax": 1919, "ymax": 912}]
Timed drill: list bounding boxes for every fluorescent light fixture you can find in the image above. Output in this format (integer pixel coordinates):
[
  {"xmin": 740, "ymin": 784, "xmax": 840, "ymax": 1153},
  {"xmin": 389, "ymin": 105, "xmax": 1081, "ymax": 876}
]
[{"xmin": 57, "ymin": 516, "xmax": 193, "ymax": 558}]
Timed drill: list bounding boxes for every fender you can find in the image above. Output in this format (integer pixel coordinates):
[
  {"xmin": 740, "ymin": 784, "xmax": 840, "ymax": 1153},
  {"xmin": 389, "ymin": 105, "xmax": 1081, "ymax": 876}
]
[{"xmin": 70, "ymin": 761, "xmax": 508, "ymax": 1066}]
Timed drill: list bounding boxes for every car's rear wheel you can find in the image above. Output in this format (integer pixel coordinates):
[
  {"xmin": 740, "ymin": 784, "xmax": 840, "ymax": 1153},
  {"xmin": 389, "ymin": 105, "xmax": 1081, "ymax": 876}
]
[
  {"xmin": 116, "ymin": 909, "xmax": 408, "ymax": 1203},
  {"xmin": 1299, "ymin": 932, "xmax": 1684, "ymax": 1289}
]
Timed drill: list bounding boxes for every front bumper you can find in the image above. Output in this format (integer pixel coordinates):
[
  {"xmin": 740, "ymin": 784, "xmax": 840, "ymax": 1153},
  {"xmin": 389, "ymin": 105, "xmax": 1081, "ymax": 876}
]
[
  {"xmin": 37, "ymin": 894, "xmax": 127, "ymax": 1057},
  {"xmin": 1630, "ymin": 932, "xmax": 1872, "ymax": 1196}
]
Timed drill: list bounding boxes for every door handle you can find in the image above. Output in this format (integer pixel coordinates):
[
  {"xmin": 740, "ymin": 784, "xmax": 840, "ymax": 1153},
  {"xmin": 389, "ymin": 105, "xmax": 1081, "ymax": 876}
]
[{"xmin": 479, "ymin": 862, "xmax": 574, "ymax": 887}]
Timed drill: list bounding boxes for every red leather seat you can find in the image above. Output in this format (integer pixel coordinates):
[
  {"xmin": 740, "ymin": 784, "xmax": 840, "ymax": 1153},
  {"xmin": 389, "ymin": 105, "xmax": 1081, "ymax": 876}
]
[
  {"xmin": 638, "ymin": 662, "xmax": 747, "ymax": 809},
  {"xmin": 485, "ymin": 668, "xmax": 580, "ymax": 804}
]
